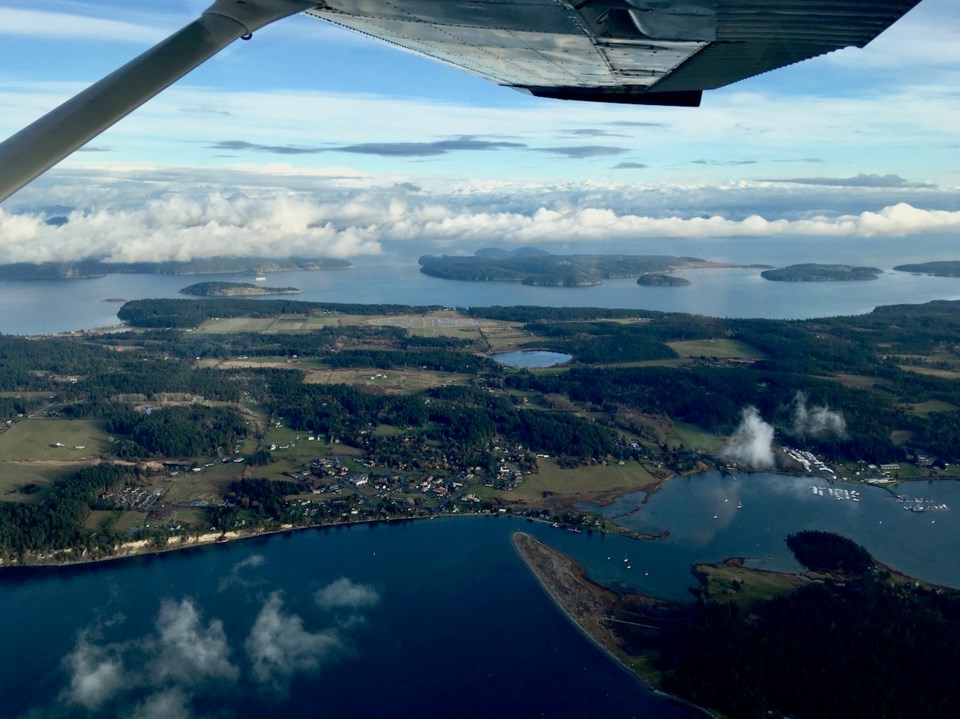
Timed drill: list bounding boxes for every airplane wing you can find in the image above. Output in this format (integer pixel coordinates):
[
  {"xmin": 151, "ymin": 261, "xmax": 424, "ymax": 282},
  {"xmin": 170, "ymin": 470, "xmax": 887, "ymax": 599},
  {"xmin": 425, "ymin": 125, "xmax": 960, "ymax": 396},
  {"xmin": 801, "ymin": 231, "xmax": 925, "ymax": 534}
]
[
  {"xmin": 306, "ymin": 0, "xmax": 922, "ymax": 106},
  {"xmin": 0, "ymin": 0, "xmax": 922, "ymax": 203}
]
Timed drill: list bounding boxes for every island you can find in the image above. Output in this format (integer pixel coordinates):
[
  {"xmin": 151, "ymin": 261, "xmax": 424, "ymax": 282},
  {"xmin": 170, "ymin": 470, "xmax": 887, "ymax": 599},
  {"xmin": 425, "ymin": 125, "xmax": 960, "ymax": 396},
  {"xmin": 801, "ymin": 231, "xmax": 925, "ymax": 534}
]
[
  {"xmin": 514, "ymin": 530, "xmax": 960, "ymax": 719},
  {"xmin": 418, "ymin": 248, "xmax": 735, "ymax": 286},
  {"xmin": 894, "ymin": 260, "xmax": 960, "ymax": 277},
  {"xmin": 0, "ymin": 256, "xmax": 350, "ymax": 281},
  {"xmin": 636, "ymin": 273, "xmax": 691, "ymax": 287},
  {"xmin": 179, "ymin": 281, "xmax": 302, "ymax": 297},
  {"xmin": 761, "ymin": 263, "xmax": 882, "ymax": 281}
]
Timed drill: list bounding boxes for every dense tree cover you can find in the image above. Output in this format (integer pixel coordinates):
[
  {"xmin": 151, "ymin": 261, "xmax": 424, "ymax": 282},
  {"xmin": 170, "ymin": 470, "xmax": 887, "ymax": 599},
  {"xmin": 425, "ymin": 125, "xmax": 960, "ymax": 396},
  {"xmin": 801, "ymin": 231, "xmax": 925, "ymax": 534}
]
[
  {"xmin": 786, "ymin": 530, "xmax": 873, "ymax": 573},
  {"xmin": 0, "ymin": 465, "xmax": 135, "ymax": 554},
  {"xmin": 104, "ymin": 405, "xmax": 247, "ymax": 458},
  {"xmin": 658, "ymin": 538, "xmax": 960, "ymax": 719}
]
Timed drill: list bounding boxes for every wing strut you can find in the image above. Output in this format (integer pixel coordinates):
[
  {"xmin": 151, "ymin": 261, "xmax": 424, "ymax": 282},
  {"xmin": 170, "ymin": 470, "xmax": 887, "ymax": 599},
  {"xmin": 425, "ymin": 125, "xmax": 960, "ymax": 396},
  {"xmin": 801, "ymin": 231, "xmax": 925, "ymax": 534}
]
[{"xmin": 0, "ymin": 0, "xmax": 316, "ymax": 204}]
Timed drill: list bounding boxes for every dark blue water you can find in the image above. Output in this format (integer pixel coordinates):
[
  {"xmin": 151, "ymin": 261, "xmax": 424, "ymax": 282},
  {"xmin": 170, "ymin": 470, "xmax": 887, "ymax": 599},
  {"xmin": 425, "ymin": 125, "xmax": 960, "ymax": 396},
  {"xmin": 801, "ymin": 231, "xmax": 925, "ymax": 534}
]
[{"xmin": 0, "ymin": 518, "xmax": 700, "ymax": 719}]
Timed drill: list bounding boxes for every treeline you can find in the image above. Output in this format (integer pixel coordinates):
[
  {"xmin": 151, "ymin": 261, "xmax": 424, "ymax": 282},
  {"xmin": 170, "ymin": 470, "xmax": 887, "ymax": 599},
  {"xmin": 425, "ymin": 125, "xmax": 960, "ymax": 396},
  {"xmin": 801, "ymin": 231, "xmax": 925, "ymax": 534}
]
[
  {"xmin": 0, "ymin": 465, "xmax": 135, "ymax": 554},
  {"xmin": 103, "ymin": 405, "xmax": 248, "ymax": 458}
]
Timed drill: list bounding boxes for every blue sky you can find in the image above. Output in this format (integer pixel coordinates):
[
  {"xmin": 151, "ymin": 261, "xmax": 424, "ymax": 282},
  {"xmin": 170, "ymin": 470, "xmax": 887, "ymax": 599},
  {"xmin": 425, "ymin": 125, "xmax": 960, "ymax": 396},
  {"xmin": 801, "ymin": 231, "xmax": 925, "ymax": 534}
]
[{"xmin": 0, "ymin": 0, "xmax": 958, "ymax": 262}]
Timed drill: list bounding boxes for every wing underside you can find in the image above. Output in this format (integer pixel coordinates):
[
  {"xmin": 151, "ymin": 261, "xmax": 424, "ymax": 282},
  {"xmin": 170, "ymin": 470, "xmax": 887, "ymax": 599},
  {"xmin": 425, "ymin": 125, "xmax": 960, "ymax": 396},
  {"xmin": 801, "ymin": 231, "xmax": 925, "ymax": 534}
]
[{"xmin": 307, "ymin": 0, "xmax": 922, "ymax": 106}]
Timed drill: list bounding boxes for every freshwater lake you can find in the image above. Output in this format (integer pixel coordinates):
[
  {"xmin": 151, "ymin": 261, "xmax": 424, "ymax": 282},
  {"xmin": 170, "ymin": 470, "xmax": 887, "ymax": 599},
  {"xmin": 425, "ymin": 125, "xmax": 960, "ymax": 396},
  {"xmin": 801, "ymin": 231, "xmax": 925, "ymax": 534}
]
[{"xmin": 4, "ymin": 238, "xmax": 960, "ymax": 716}]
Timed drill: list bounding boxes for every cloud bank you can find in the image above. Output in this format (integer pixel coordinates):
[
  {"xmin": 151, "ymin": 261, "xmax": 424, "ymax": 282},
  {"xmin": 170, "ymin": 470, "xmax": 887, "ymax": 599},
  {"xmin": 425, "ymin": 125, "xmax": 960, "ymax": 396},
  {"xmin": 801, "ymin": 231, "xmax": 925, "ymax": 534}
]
[
  {"xmin": 791, "ymin": 392, "xmax": 847, "ymax": 440},
  {"xmin": 3, "ymin": 167, "xmax": 957, "ymax": 264}
]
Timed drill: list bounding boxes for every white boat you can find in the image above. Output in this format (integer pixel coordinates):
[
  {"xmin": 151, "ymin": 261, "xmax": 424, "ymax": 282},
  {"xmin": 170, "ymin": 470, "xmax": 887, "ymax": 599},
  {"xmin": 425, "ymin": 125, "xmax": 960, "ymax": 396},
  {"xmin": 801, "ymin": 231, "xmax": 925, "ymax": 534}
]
[{"xmin": 255, "ymin": 275, "xmax": 267, "ymax": 281}]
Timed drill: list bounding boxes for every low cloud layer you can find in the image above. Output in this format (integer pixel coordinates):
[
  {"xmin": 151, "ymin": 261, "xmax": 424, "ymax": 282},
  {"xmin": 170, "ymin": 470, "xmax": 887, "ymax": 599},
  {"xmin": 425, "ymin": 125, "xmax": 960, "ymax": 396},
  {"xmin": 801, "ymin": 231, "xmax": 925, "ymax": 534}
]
[
  {"xmin": 723, "ymin": 406, "xmax": 775, "ymax": 469},
  {"xmin": 314, "ymin": 577, "xmax": 381, "ymax": 610},
  {"xmin": 3, "ymin": 167, "xmax": 958, "ymax": 264}
]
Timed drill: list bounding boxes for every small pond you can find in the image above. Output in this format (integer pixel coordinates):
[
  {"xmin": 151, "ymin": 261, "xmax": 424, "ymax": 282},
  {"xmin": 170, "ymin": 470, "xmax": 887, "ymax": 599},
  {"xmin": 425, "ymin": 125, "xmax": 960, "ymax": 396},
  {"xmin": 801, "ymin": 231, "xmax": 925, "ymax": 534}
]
[{"xmin": 488, "ymin": 350, "xmax": 572, "ymax": 368}]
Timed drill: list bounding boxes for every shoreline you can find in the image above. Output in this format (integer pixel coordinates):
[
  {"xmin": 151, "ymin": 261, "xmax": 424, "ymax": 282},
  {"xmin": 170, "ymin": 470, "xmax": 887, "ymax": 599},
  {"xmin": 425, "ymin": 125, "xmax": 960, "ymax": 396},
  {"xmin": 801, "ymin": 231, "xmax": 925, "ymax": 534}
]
[{"xmin": 511, "ymin": 532, "xmax": 717, "ymax": 719}]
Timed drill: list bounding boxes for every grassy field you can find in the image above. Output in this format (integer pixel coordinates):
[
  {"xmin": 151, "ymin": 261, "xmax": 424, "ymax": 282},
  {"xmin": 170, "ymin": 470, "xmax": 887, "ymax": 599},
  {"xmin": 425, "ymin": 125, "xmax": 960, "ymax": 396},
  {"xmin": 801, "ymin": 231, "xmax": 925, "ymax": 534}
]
[
  {"xmin": 907, "ymin": 400, "xmax": 959, "ymax": 416},
  {"xmin": 0, "ymin": 462, "xmax": 76, "ymax": 501},
  {"xmin": 668, "ymin": 338, "xmax": 764, "ymax": 359},
  {"xmin": 0, "ymin": 419, "xmax": 111, "ymax": 467},
  {"xmin": 504, "ymin": 458, "xmax": 659, "ymax": 501},
  {"xmin": 303, "ymin": 367, "xmax": 470, "ymax": 393},
  {"xmin": 695, "ymin": 560, "xmax": 803, "ymax": 610},
  {"xmin": 668, "ymin": 421, "xmax": 724, "ymax": 454},
  {"xmin": 900, "ymin": 365, "xmax": 960, "ymax": 379}
]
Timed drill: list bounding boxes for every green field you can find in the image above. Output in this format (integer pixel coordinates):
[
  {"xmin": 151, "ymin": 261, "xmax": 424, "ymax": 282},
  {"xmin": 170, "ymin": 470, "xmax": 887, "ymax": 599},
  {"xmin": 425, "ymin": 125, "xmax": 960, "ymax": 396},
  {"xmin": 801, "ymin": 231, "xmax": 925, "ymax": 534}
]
[
  {"xmin": 504, "ymin": 458, "xmax": 659, "ymax": 501},
  {"xmin": 0, "ymin": 462, "xmax": 75, "ymax": 501},
  {"xmin": 668, "ymin": 338, "xmax": 764, "ymax": 359},
  {"xmin": 907, "ymin": 400, "xmax": 959, "ymax": 416},
  {"xmin": 0, "ymin": 419, "xmax": 111, "ymax": 462},
  {"xmin": 695, "ymin": 560, "xmax": 803, "ymax": 609}
]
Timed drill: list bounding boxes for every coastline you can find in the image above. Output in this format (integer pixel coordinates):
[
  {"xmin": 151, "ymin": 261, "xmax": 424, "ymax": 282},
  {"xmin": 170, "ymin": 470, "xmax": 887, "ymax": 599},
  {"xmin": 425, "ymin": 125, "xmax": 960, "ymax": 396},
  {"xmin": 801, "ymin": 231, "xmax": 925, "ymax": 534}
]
[{"xmin": 510, "ymin": 531, "xmax": 717, "ymax": 719}]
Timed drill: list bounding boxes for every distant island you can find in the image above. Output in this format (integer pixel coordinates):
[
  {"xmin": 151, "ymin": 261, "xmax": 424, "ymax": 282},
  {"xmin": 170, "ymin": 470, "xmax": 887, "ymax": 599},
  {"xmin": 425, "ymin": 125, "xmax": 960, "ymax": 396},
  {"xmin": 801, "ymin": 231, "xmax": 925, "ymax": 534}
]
[
  {"xmin": 180, "ymin": 282, "xmax": 302, "ymax": 297},
  {"xmin": 0, "ymin": 256, "xmax": 350, "ymax": 280},
  {"xmin": 894, "ymin": 261, "xmax": 960, "ymax": 277},
  {"xmin": 636, "ymin": 273, "xmax": 691, "ymax": 287},
  {"xmin": 419, "ymin": 247, "xmax": 734, "ymax": 286},
  {"xmin": 761, "ymin": 263, "xmax": 882, "ymax": 282}
]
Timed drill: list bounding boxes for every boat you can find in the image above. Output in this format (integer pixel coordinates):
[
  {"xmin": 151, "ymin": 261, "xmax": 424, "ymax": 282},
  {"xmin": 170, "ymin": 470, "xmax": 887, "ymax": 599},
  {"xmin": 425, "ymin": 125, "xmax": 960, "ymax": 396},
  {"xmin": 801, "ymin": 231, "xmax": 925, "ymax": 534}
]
[{"xmin": 255, "ymin": 275, "xmax": 267, "ymax": 281}]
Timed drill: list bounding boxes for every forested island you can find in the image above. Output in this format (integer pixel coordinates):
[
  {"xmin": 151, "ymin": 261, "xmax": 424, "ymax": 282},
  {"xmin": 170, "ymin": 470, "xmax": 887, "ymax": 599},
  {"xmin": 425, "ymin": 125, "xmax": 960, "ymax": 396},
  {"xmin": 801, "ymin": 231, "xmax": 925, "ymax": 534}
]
[
  {"xmin": 4, "ymin": 297, "xmax": 960, "ymax": 565},
  {"xmin": 418, "ymin": 249, "xmax": 729, "ymax": 286},
  {"xmin": 636, "ymin": 273, "xmax": 691, "ymax": 287},
  {"xmin": 180, "ymin": 282, "xmax": 302, "ymax": 297},
  {"xmin": 0, "ymin": 256, "xmax": 349, "ymax": 280},
  {"xmin": 894, "ymin": 260, "xmax": 960, "ymax": 277},
  {"xmin": 515, "ymin": 530, "xmax": 960, "ymax": 719},
  {"xmin": 761, "ymin": 263, "xmax": 882, "ymax": 281}
]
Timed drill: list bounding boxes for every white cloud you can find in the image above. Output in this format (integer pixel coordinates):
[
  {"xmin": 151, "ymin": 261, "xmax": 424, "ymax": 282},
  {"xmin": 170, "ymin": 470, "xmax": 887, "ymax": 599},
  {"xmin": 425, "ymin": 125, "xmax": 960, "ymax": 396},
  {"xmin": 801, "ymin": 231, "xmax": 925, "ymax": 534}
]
[
  {"xmin": 62, "ymin": 634, "xmax": 127, "ymax": 710},
  {"xmin": 218, "ymin": 553, "xmax": 267, "ymax": 592},
  {"xmin": 0, "ymin": 9, "xmax": 164, "ymax": 43},
  {"xmin": 314, "ymin": 578, "xmax": 381, "ymax": 610},
  {"xmin": 723, "ymin": 406, "xmax": 775, "ymax": 469},
  {"xmin": 152, "ymin": 599, "xmax": 239, "ymax": 685},
  {"xmin": 245, "ymin": 592, "xmax": 344, "ymax": 688},
  {"xmin": 126, "ymin": 688, "xmax": 192, "ymax": 719}
]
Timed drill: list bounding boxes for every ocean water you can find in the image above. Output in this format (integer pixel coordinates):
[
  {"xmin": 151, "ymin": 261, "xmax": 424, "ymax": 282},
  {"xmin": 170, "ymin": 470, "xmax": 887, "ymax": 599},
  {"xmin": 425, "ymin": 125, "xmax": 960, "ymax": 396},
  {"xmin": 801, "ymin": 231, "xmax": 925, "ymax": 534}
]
[
  {"xmin": 0, "ymin": 518, "xmax": 700, "ymax": 719},
  {"xmin": 5, "ymin": 236, "xmax": 960, "ymax": 335}
]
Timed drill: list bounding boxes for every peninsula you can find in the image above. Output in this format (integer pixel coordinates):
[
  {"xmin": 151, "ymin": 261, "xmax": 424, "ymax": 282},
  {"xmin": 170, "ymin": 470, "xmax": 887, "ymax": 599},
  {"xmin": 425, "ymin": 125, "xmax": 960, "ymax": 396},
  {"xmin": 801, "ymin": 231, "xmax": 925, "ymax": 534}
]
[
  {"xmin": 180, "ymin": 281, "xmax": 302, "ymax": 297},
  {"xmin": 514, "ymin": 530, "xmax": 960, "ymax": 719},
  {"xmin": 761, "ymin": 263, "xmax": 882, "ymax": 282}
]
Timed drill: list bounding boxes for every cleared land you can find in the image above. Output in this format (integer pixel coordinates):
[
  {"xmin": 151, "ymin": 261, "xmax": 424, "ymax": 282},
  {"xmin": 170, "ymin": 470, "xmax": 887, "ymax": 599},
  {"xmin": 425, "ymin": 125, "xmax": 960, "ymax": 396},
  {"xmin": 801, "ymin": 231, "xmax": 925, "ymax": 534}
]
[
  {"xmin": 504, "ymin": 458, "xmax": 659, "ymax": 502},
  {"xmin": 694, "ymin": 559, "xmax": 804, "ymax": 610},
  {"xmin": 0, "ymin": 419, "xmax": 111, "ymax": 462},
  {"xmin": 668, "ymin": 338, "xmax": 764, "ymax": 359}
]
